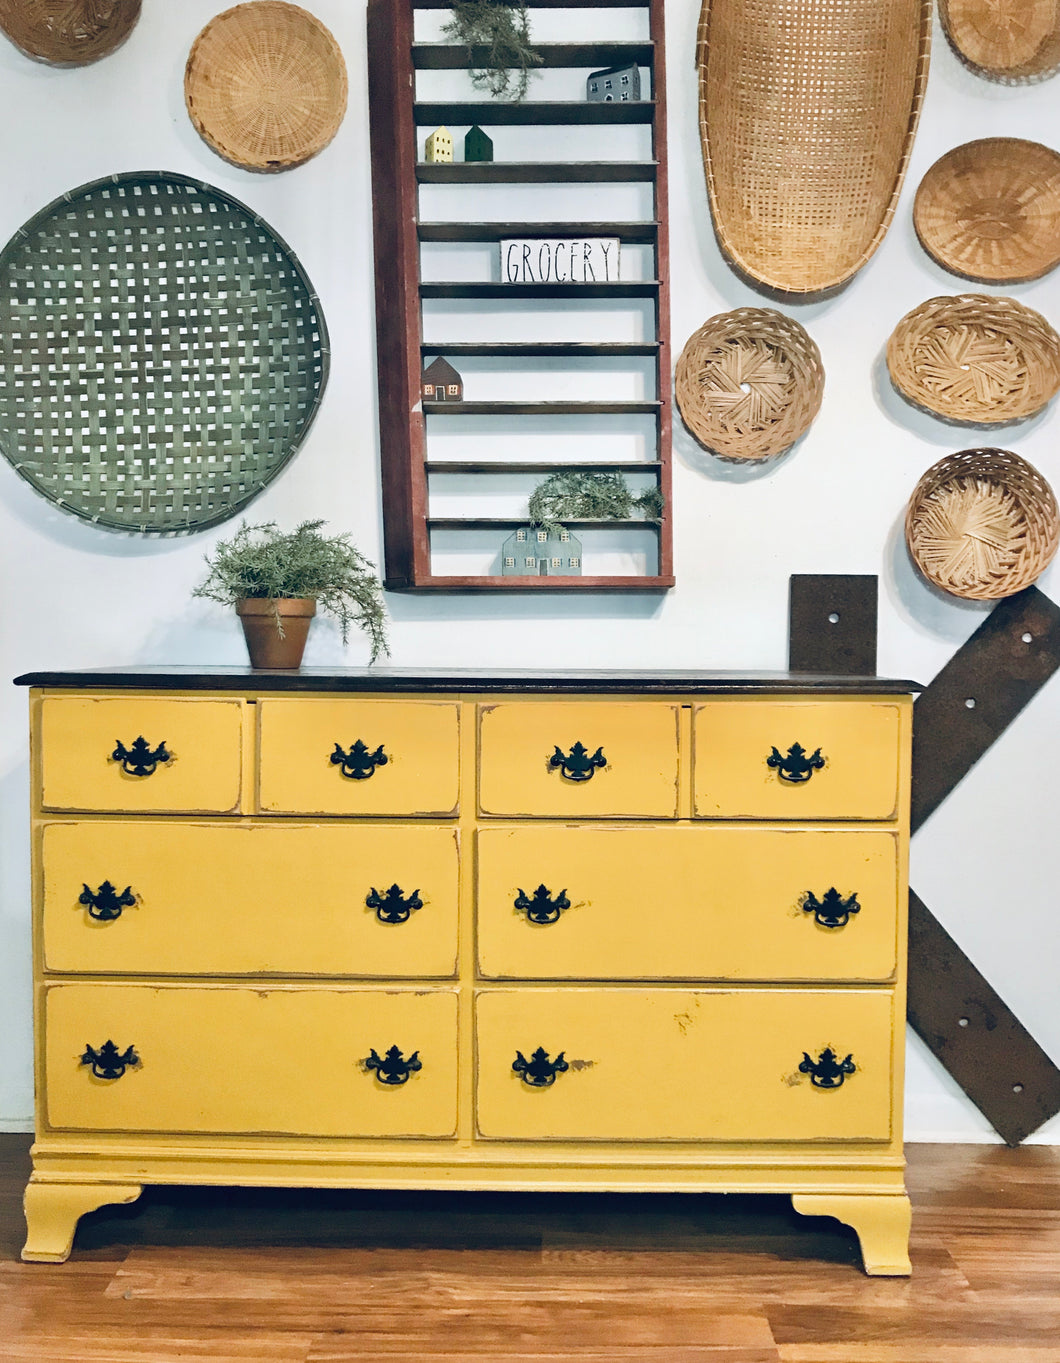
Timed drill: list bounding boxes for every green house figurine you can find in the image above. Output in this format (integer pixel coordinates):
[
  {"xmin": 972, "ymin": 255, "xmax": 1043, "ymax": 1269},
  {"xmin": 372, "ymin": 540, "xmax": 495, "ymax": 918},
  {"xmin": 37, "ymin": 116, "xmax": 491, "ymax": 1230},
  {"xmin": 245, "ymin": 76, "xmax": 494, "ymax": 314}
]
[
  {"xmin": 501, "ymin": 526, "xmax": 582, "ymax": 576},
  {"xmin": 464, "ymin": 125, "xmax": 493, "ymax": 162}
]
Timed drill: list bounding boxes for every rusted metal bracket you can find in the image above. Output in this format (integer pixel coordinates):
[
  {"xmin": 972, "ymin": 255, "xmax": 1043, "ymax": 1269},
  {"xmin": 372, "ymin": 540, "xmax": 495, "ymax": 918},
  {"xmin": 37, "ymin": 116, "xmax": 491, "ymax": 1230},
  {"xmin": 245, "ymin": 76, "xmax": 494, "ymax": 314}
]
[{"xmin": 789, "ymin": 575, "xmax": 878, "ymax": 676}]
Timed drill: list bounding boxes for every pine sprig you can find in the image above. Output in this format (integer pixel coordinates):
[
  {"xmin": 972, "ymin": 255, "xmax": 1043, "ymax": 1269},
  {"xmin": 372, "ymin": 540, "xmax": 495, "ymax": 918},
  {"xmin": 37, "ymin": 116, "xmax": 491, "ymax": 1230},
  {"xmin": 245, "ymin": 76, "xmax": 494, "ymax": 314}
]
[
  {"xmin": 443, "ymin": 0, "xmax": 542, "ymax": 101},
  {"xmin": 528, "ymin": 471, "xmax": 664, "ymax": 536}
]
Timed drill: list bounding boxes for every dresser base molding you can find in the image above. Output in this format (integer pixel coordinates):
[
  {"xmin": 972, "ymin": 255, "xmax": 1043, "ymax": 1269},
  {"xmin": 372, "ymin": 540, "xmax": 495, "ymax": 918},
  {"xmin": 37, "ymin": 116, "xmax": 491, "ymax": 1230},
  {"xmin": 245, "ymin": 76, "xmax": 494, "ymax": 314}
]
[
  {"xmin": 22, "ymin": 1179, "xmax": 142, "ymax": 1263},
  {"xmin": 792, "ymin": 1193, "xmax": 912, "ymax": 1276}
]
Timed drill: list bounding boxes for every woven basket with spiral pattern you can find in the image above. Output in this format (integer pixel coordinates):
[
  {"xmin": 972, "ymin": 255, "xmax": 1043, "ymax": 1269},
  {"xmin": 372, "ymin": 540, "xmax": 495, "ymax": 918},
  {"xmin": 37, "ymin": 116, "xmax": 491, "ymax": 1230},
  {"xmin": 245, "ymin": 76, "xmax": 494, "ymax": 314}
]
[
  {"xmin": 675, "ymin": 308, "xmax": 824, "ymax": 461},
  {"xmin": 887, "ymin": 294, "xmax": 1060, "ymax": 425},
  {"xmin": 906, "ymin": 448, "xmax": 1059, "ymax": 599},
  {"xmin": 939, "ymin": 0, "xmax": 1060, "ymax": 82},
  {"xmin": 0, "ymin": 0, "xmax": 140, "ymax": 65}
]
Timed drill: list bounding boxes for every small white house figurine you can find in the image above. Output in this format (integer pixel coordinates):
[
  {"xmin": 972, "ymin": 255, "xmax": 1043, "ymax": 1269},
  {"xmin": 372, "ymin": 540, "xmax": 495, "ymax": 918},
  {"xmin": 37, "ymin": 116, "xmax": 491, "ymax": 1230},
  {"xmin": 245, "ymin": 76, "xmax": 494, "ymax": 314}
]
[
  {"xmin": 586, "ymin": 64, "xmax": 641, "ymax": 102},
  {"xmin": 501, "ymin": 526, "xmax": 583, "ymax": 576},
  {"xmin": 421, "ymin": 356, "xmax": 463, "ymax": 402},
  {"xmin": 424, "ymin": 126, "xmax": 453, "ymax": 162}
]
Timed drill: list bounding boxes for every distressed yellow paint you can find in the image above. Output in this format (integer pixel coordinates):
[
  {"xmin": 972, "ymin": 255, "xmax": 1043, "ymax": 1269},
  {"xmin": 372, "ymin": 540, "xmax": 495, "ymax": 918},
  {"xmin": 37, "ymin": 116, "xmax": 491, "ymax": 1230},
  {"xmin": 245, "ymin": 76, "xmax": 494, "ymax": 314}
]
[
  {"xmin": 40, "ymin": 697, "xmax": 243, "ymax": 813},
  {"xmin": 478, "ymin": 702, "xmax": 680, "ymax": 817},
  {"xmin": 475, "ymin": 987, "xmax": 893, "ymax": 1142},
  {"xmin": 693, "ymin": 700, "xmax": 901, "ymax": 820},
  {"xmin": 44, "ymin": 983, "xmax": 459, "ymax": 1137},
  {"xmin": 258, "ymin": 699, "xmax": 460, "ymax": 815},
  {"xmin": 42, "ymin": 821, "xmax": 460, "ymax": 978},
  {"xmin": 476, "ymin": 824, "xmax": 898, "ymax": 981}
]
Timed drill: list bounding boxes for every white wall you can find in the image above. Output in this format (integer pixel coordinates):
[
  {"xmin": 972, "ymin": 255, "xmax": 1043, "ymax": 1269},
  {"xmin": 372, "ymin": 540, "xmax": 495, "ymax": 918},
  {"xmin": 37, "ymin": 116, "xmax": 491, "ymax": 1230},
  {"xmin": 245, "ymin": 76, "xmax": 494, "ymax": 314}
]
[{"xmin": 1, "ymin": 0, "xmax": 1058, "ymax": 1140}]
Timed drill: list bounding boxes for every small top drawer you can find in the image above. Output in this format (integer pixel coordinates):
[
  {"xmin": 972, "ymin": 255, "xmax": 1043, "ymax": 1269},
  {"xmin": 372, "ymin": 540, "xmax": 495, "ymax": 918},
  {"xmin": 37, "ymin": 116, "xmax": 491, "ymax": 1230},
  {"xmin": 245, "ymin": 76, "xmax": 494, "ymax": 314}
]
[
  {"xmin": 478, "ymin": 701, "xmax": 680, "ymax": 818},
  {"xmin": 40, "ymin": 696, "xmax": 244, "ymax": 813},
  {"xmin": 693, "ymin": 699, "xmax": 903, "ymax": 820},
  {"xmin": 258, "ymin": 699, "xmax": 460, "ymax": 816}
]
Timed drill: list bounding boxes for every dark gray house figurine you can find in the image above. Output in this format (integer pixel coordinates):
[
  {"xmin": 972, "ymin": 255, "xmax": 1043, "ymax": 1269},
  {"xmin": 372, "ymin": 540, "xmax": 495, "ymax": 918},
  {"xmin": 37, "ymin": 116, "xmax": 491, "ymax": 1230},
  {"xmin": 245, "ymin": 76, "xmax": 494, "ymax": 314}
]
[
  {"xmin": 464, "ymin": 125, "xmax": 493, "ymax": 162},
  {"xmin": 586, "ymin": 64, "xmax": 641, "ymax": 102},
  {"xmin": 501, "ymin": 526, "xmax": 583, "ymax": 576},
  {"xmin": 421, "ymin": 356, "xmax": 463, "ymax": 403}
]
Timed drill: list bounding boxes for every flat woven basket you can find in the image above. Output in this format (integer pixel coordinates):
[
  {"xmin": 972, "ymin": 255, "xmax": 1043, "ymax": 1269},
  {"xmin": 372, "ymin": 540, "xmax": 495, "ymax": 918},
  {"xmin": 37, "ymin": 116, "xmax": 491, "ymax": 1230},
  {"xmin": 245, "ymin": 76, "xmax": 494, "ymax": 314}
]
[
  {"xmin": 906, "ymin": 448, "xmax": 1060, "ymax": 599},
  {"xmin": 185, "ymin": 1, "xmax": 348, "ymax": 172},
  {"xmin": 939, "ymin": 0, "xmax": 1060, "ymax": 81},
  {"xmin": 697, "ymin": 0, "xmax": 931, "ymax": 295},
  {"xmin": 887, "ymin": 294, "xmax": 1060, "ymax": 425},
  {"xmin": 675, "ymin": 308, "xmax": 824, "ymax": 461},
  {"xmin": 0, "ymin": 172, "xmax": 329, "ymax": 534},
  {"xmin": 0, "ymin": 0, "xmax": 140, "ymax": 65},
  {"xmin": 914, "ymin": 139, "xmax": 1060, "ymax": 284}
]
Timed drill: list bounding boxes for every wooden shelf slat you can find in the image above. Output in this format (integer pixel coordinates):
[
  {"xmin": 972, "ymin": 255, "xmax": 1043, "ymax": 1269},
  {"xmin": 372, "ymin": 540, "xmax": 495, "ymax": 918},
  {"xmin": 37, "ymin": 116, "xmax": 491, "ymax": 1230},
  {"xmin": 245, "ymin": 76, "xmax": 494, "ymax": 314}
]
[
  {"xmin": 413, "ymin": 41, "xmax": 653, "ymax": 68},
  {"xmin": 391, "ymin": 574, "xmax": 675, "ymax": 591},
  {"xmin": 427, "ymin": 459, "xmax": 663, "ymax": 473},
  {"xmin": 419, "ymin": 220, "xmax": 658, "ymax": 242},
  {"xmin": 420, "ymin": 281, "xmax": 659, "ymax": 298},
  {"xmin": 420, "ymin": 341, "xmax": 659, "ymax": 356},
  {"xmin": 428, "ymin": 516, "xmax": 661, "ymax": 528},
  {"xmin": 416, "ymin": 161, "xmax": 656, "ymax": 183},
  {"xmin": 424, "ymin": 400, "xmax": 660, "ymax": 415},
  {"xmin": 414, "ymin": 0, "xmax": 652, "ymax": 9},
  {"xmin": 415, "ymin": 100, "xmax": 654, "ymax": 125}
]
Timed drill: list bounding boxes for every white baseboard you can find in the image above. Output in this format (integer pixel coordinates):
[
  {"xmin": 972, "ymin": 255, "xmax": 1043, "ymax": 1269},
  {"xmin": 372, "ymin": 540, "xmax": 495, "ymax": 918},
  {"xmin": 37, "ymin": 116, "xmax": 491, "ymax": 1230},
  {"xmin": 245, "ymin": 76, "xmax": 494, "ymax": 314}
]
[{"xmin": 0, "ymin": 1118, "xmax": 32, "ymax": 1133}]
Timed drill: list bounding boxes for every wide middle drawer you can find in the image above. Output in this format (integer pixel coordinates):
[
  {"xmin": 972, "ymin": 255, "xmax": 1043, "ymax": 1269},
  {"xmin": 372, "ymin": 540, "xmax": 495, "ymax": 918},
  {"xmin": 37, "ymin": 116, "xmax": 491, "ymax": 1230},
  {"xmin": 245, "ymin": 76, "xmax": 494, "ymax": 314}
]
[
  {"xmin": 42, "ymin": 822, "xmax": 460, "ymax": 977},
  {"xmin": 476, "ymin": 825, "xmax": 899, "ymax": 981}
]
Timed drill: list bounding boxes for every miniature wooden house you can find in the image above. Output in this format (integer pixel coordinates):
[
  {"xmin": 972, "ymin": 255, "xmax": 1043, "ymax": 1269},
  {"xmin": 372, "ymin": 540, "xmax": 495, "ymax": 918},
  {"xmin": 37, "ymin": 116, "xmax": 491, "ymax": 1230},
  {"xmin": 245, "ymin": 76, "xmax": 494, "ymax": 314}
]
[
  {"xmin": 464, "ymin": 125, "xmax": 493, "ymax": 162},
  {"xmin": 421, "ymin": 356, "xmax": 463, "ymax": 402},
  {"xmin": 424, "ymin": 126, "xmax": 453, "ymax": 162},
  {"xmin": 501, "ymin": 526, "xmax": 583, "ymax": 576},
  {"xmin": 586, "ymin": 64, "xmax": 641, "ymax": 102}
]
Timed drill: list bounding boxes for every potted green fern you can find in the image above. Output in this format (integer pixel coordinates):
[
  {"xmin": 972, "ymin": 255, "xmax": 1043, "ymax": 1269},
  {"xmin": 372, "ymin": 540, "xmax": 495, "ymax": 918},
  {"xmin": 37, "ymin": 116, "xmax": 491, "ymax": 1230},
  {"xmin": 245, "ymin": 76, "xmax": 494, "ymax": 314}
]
[{"xmin": 194, "ymin": 520, "xmax": 389, "ymax": 669}]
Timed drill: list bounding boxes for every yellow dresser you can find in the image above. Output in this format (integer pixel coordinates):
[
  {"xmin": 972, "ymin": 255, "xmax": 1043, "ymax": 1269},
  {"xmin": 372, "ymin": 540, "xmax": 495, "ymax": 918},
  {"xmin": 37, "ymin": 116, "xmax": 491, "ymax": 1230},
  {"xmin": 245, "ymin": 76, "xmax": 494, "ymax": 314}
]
[{"xmin": 17, "ymin": 668, "xmax": 915, "ymax": 1273}]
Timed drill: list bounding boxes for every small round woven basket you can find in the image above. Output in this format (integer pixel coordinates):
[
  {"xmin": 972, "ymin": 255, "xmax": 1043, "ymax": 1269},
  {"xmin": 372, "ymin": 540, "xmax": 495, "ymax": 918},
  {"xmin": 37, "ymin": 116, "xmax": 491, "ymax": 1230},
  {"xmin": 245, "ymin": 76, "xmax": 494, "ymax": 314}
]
[
  {"xmin": 675, "ymin": 308, "xmax": 824, "ymax": 461},
  {"xmin": 939, "ymin": 0, "xmax": 1060, "ymax": 81},
  {"xmin": 886, "ymin": 294, "xmax": 1060, "ymax": 425},
  {"xmin": 914, "ymin": 139, "xmax": 1060, "ymax": 284},
  {"xmin": 905, "ymin": 448, "xmax": 1060, "ymax": 600},
  {"xmin": 185, "ymin": 1, "xmax": 348, "ymax": 173},
  {"xmin": 0, "ymin": 0, "xmax": 140, "ymax": 66}
]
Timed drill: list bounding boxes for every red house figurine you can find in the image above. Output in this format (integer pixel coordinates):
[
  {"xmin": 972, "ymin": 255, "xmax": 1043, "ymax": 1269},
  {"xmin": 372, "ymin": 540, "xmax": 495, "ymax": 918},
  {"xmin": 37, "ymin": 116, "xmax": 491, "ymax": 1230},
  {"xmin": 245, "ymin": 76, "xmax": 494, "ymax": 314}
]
[{"xmin": 421, "ymin": 356, "xmax": 463, "ymax": 402}]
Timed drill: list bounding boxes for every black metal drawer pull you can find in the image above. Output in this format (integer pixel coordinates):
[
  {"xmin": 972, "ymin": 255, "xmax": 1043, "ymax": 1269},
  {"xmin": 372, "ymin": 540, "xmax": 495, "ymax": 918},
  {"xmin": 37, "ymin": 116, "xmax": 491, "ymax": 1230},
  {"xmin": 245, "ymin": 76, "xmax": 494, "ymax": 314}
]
[
  {"xmin": 331, "ymin": 740, "xmax": 388, "ymax": 780},
  {"xmin": 515, "ymin": 885, "xmax": 570, "ymax": 925},
  {"xmin": 513, "ymin": 1047, "xmax": 569, "ymax": 1087},
  {"xmin": 767, "ymin": 742, "xmax": 824, "ymax": 783},
  {"xmin": 364, "ymin": 1045, "xmax": 421, "ymax": 1085},
  {"xmin": 81, "ymin": 1040, "xmax": 139, "ymax": 1080},
  {"xmin": 550, "ymin": 742, "xmax": 606, "ymax": 782},
  {"xmin": 799, "ymin": 1047, "xmax": 855, "ymax": 1089},
  {"xmin": 79, "ymin": 881, "xmax": 135, "ymax": 922},
  {"xmin": 803, "ymin": 888, "xmax": 860, "ymax": 928},
  {"xmin": 112, "ymin": 736, "xmax": 170, "ymax": 777},
  {"xmin": 366, "ymin": 884, "xmax": 422, "ymax": 924}
]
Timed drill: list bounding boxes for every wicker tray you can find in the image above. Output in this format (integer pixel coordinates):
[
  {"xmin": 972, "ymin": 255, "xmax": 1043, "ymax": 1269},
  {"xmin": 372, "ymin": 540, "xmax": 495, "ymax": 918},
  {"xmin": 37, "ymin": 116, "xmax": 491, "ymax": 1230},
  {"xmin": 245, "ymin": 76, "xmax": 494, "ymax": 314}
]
[
  {"xmin": 0, "ymin": 172, "xmax": 329, "ymax": 534},
  {"xmin": 887, "ymin": 294, "xmax": 1060, "ymax": 426},
  {"xmin": 697, "ymin": 0, "xmax": 931, "ymax": 296},
  {"xmin": 914, "ymin": 139, "xmax": 1060, "ymax": 284},
  {"xmin": 675, "ymin": 308, "xmax": 824, "ymax": 461},
  {"xmin": 906, "ymin": 448, "xmax": 1059, "ymax": 599},
  {"xmin": 939, "ymin": 0, "xmax": 1060, "ymax": 81},
  {"xmin": 0, "ymin": 0, "xmax": 140, "ymax": 66},
  {"xmin": 185, "ymin": 2, "xmax": 348, "ymax": 173}
]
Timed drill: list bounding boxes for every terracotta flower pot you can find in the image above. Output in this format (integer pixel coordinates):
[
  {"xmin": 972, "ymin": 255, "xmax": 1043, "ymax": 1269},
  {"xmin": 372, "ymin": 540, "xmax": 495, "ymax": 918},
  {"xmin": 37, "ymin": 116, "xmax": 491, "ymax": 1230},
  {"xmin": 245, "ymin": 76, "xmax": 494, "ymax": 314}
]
[{"xmin": 236, "ymin": 598, "xmax": 316, "ymax": 669}]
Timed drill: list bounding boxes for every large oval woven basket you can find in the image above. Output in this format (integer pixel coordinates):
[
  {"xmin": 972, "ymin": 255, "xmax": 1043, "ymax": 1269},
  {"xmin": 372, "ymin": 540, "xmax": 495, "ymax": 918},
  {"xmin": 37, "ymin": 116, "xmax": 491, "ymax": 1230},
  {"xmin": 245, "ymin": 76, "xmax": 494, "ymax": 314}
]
[
  {"xmin": 0, "ymin": 172, "xmax": 329, "ymax": 534},
  {"xmin": 0, "ymin": 0, "xmax": 140, "ymax": 66},
  {"xmin": 887, "ymin": 295, "xmax": 1060, "ymax": 425},
  {"xmin": 914, "ymin": 139, "xmax": 1060, "ymax": 284},
  {"xmin": 906, "ymin": 448, "xmax": 1060, "ymax": 599},
  {"xmin": 675, "ymin": 308, "xmax": 824, "ymax": 461},
  {"xmin": 697, "ymin": 0, "xmax": 931, "ymax": 295},
  {"xmin": 939, "ymin": 0, "xmax": 1060, "ymax": 81},
  {"xmin": 185, "ymin": 1, "xmax": 348, "ymax": 172}
]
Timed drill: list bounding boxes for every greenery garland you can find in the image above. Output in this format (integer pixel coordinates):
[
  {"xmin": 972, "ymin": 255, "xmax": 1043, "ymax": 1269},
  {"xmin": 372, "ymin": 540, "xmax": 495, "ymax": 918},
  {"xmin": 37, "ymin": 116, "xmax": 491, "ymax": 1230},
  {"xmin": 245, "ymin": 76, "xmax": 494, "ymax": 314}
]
[
  {"xmin": 528, "ymin": 471, "xmax": 664, "ymax": 536},
  {"xmin": 443, "ymin": 0, "xmax": 542, "ymax": 101}
]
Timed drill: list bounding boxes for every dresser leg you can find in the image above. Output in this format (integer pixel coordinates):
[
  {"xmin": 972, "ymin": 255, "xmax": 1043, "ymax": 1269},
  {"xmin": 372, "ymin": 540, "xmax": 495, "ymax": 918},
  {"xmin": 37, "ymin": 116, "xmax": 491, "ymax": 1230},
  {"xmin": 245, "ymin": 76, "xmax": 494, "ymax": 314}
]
[
  {"xmin": 791, "ymin": 1193, "xmax": 912, "ymax": 1276},
  {"xmin": 22, "ymin": 1180, "xmax": 143, "ymax": 1263}
]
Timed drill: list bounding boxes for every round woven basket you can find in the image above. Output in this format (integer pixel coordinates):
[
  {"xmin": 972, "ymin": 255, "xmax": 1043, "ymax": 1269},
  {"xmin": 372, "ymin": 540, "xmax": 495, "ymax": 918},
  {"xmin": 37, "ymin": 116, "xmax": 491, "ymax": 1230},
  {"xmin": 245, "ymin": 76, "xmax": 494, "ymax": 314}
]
[
  {"xmin": 675, "ymin": 308, "xmax": 824, "ymax": 461},
  {"xmin": 0, "ymin": 0, "xmax": 140, "ymax": 66},
  {"xmin": 185, "ymin": 1, "xmax": 348, "ymax": 173},
  {"xmin": 905, "ymin": 448, "xmax": 1060, "ymax": 599},
  {"xmin": 939, "ymin": 0, "xmax": 1060, "ymax": 81},
  {"xmin": 886, "ymin": 295, "xmax": 1060, "ymax": 425},
  {"xmin": 914, "ymin": 139, "xmax": 1060, "ymax": 284}
]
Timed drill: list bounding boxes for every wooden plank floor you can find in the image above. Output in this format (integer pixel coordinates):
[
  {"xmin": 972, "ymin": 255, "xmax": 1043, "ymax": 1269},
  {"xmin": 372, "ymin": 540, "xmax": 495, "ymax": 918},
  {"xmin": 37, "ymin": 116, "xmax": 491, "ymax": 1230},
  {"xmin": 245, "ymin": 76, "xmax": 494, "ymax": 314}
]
[{"xmin": 1, "ymin": 1139, "xmax": 1058, "ymax": 1361}]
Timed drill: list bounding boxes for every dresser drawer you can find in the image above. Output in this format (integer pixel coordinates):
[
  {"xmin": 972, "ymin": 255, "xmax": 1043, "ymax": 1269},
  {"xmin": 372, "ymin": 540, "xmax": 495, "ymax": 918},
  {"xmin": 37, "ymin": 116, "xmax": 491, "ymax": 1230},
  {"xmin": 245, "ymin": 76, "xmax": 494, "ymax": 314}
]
[
  {"xmin": 476, "ymin": 825, "xmax": 898, "ymax": 981},
  {"xmin": 40, "ymin": 697, "xmax": 244, "ymax": 813},
  {"xmin": 258, "ymin": 700, "xmax": 460, "ymax": 816},
  {"xmin": 42, "ymin": 821, "xmax": 459, "ymax": 978},
  {"xmin": 476, "ymin": 988, "xmax": 893, "ymax": 1142},
  {"xmin": 478, "ymin": 702, "xmax": 680, "ymax": 818},
  {"xmin": 43, "ymin": 983, "xmax": 458, "ymax": 1137},
  {"xmin": 693, "ymin": 700, "xmax": 902, "ymax": 820}
]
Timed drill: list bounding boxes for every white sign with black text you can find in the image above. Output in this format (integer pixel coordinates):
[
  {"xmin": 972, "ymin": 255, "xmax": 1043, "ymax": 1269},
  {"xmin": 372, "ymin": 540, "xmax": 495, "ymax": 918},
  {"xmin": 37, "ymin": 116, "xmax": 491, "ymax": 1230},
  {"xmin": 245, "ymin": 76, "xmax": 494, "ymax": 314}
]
[{"xmin": 500, "ymin": 238, "xmax": 621, "ymax": 284}]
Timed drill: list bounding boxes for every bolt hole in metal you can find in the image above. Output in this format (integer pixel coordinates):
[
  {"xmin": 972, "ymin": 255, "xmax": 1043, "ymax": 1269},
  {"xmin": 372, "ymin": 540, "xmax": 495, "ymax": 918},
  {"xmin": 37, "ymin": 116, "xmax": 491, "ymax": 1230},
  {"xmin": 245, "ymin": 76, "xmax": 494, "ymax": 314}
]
[
  {"xmin": 827, "ymin": 612, "xmax": 840, "ymax": 624},
  {"xmin": 1022, "ymin": 632, "xmax": 1033, "ymax": 644},
  {"xmin": 965, "ymin": 698, "xmax": 976, "ymax": 709},
  {"xmin": 959, "ymin": 1017, "xmax": 969, "ymax": 1027},
  {"xmin": 1013, "ymin": 1083, "xmax": 1024, "ymax": 1094}
]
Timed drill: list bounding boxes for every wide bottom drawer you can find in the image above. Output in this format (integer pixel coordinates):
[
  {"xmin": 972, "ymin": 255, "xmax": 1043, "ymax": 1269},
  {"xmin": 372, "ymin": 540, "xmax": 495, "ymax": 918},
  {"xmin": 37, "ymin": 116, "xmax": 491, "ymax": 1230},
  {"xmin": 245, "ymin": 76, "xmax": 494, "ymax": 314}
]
[
  {"xmin": 476, "ymin": 988, "xmax": 894, "ymax": 1143},
  {"xmin": 44, "ymin": 984, "xmax": 458, "ymax": 1138}
]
